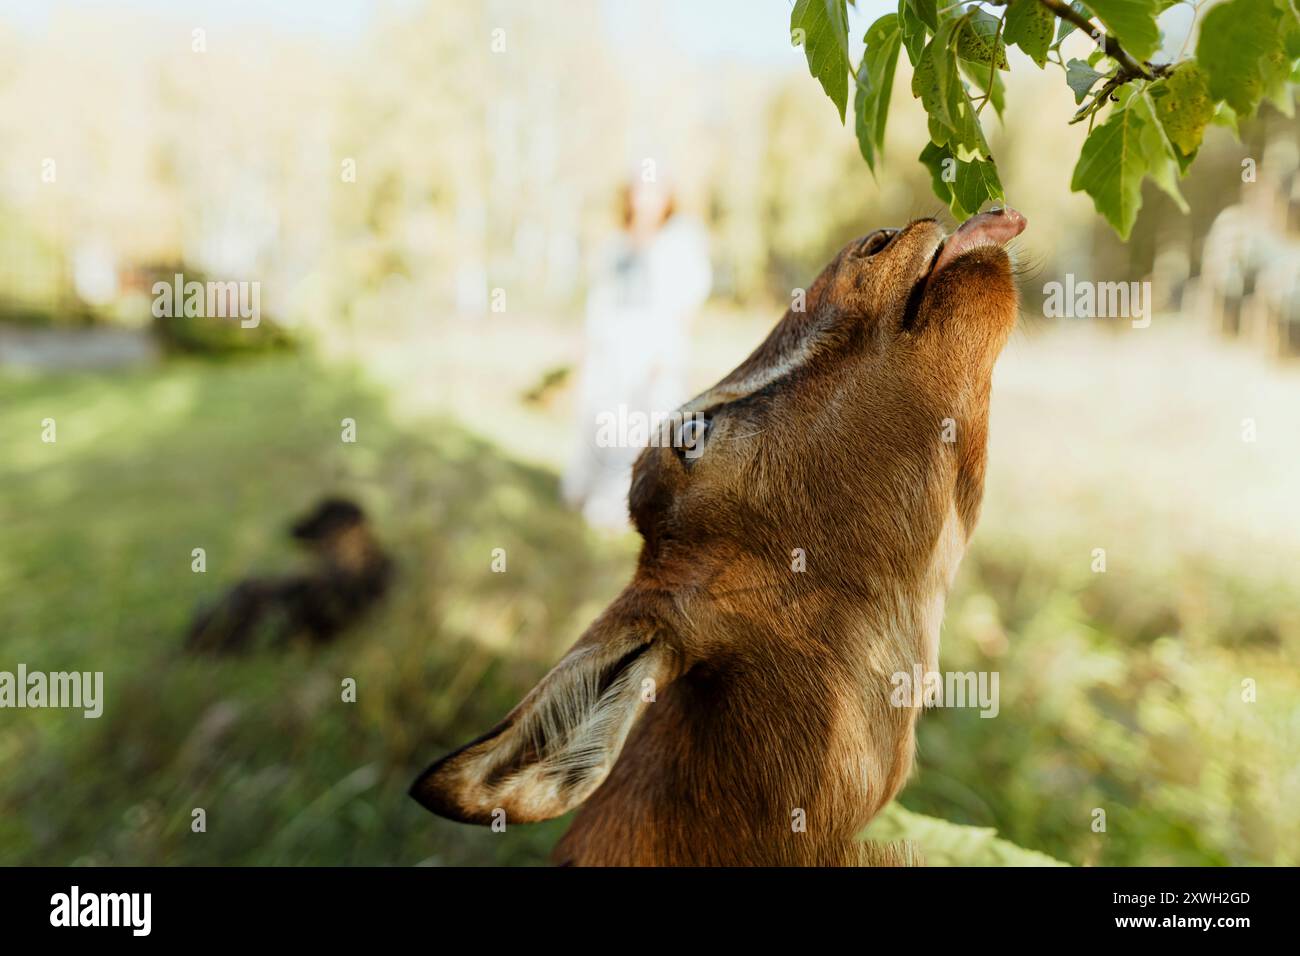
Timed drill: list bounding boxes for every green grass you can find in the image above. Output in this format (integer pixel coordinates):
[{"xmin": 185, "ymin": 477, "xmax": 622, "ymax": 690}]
[{"xmin": 0, "ymin": 356, "xmax": 636, "ymax": 865}]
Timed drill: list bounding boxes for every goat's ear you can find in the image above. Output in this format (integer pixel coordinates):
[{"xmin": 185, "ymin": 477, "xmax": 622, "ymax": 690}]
[{"xmin": 410, "ymin": 633, "xmax": 671, "ymax": 825}]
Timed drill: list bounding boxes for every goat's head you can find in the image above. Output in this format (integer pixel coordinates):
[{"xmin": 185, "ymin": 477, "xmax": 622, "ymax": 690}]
[{"xmin": 411, "ymin": 209, "xmax": 1025, "ymax": 827}]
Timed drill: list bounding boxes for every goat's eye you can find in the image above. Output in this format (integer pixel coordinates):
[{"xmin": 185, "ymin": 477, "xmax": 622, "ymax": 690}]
[{"xmin": 674, "ymin": 415, "xmax": 711, "ymax": 462}]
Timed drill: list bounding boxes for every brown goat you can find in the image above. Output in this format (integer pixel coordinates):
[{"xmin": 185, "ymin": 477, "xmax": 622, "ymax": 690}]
[{"xmin": 412, "ymin": 209, "xmax": 1026, "ymax": 865}]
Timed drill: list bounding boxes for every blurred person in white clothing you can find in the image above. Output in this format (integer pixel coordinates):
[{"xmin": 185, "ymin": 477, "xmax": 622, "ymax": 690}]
[{"xmin": 562, "ymin": 177, "xmax": 711, "ymax": 531}]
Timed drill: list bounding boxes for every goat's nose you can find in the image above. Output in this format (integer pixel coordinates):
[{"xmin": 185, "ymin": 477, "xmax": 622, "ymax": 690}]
[{"xmin": 985, "ymin": 205, "xmax": 1027, "ymax": 232}]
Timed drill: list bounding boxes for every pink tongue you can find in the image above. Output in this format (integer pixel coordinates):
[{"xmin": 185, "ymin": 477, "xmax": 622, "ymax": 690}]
[{"xmin": 932, "ymin": 206, "xmax": 1026, "ymax": 275}]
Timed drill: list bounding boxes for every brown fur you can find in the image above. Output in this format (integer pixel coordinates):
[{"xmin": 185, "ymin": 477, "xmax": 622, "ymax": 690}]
[{"xmin": 411, "ymin": 217, "xmax": 1020, "ymax": 865}]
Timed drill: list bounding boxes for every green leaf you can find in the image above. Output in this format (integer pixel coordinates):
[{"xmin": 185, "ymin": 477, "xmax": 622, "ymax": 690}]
[
  {"xmin": 1055, "ymin": 1, "xmax": 1093, "ymax": 43},
  {"xmin": 899, "ymin": 0, "xmax": 929, "ymax": 66},
  {"xmin": 862, "ymin": 803, "xmax": 1069, "ymax": 867},
  {"xmin": 1080, "ymin": 0, "xmax": 1162, "ymax": 62},
  {"xmin": 792, "ymin": 0, "xmax": 851, "ymax": 121},
  {"xmin": 1195, "ymin": 0, "xmax": 1283, "ymax": 117},
  {"xmin": 948, "ymin": 75, "xmax": 993, "ymax": 160},
  {"xmin": 1149, "ymin": 62, "xmax": 1213, "ymax": 156},
  {"xmin": 912, "ymin": 0, "xmax": 939, "ymax": 31},
  {"xmin": 855, "ymin": 13, "xmax": 904, "ymax": 170},
  {"xmin": 1070, "ymin": 96, "xmax": 1148, "ymax": 238},
  {"xmin": 1172, "ymin": 144, "xmax": 1198, "ymax": 174},
  {"xmin": 952, "ymin": 153, "xmax": 1005, "ymax": 215},
  {"xmin": 1004, "ymin": 0, "xmax": 1055, "ymax": 68},
  {"xmin": 911, "ymin": 17, "xmax": 960, "ymax": 130},
  {"xmin": 912, "ymin": 51, "xmax": 948, "ymax": 129},
  {"xmin": 1262, "ymin": 9, "xmax": 1300, "ymax": 116},
  {"xmin": 955, "ymin": 7, "xmax": 1009, "ymax": 69},
  {"xmin": 919, "ymin": 140, "xmax": 1003, "ymax": 218},
  {"xmin": 1066, "ymin": 58, "xmax": 1107, "ymax": 103},
  {"xmin": 1285, "ymin": 5, "xmax": 1300, "ymax": 59},
  {"xmin": 1132, "ymin": 90, "xmax": 1189, "ymax": 213},
  {"xmin": 919, "ymin": 141, "xmax": 953, "ymax": 201},
  {"xmin": 923, "ymin": 31, "xmax": 993, "ymax": 163}
]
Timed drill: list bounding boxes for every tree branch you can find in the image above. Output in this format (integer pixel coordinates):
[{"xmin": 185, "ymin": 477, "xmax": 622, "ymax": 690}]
[{"xmin": 1035, "ymin": 0, "xmax": 1154, "ymax": 80}]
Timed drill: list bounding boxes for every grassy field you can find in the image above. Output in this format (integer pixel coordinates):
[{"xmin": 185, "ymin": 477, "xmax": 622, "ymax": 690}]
[
  {"xmin": 0, "ymin": 356, "xmax": 636, "ymax": 864},
  {"xmin": 1, "ymin": 315, "xmax": 1297, "ymax": 866}
]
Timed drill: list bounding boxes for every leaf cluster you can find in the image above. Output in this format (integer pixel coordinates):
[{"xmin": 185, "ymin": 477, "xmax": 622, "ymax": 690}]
[{"xmin": 791, "ymin": 0, "xmax": 1300, "ymax": 236}]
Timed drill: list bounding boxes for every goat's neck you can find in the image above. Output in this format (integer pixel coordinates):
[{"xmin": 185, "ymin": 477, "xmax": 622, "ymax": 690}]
[
  {"xmin": 558, "ymin": 596, "xmax": 951, "ymax": 864},
  {"xmin": 557, "ymin": 502, "xmax": 968, "ymax": 866}
]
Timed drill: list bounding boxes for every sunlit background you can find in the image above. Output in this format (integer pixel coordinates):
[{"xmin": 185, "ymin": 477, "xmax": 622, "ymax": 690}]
[{"xmin": 1, "ymin": 0, "xmax": 1297, "ymax": 866}]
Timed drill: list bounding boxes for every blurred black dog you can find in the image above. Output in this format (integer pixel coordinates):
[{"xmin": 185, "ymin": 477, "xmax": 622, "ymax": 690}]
[{"xmin": 185, "ymin": 497, "xmax": 394, "ymax": 654}]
